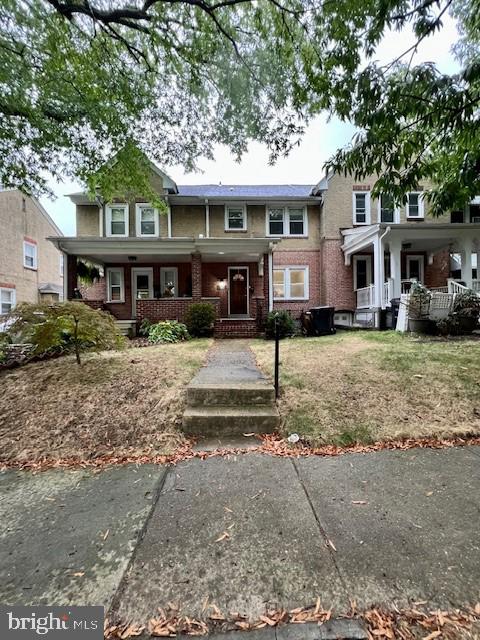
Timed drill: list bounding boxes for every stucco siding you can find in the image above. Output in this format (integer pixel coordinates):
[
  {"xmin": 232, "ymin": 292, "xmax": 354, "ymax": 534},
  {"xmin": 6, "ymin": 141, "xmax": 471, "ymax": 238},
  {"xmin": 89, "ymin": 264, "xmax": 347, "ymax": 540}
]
[{"xmin": 76, "ymin": 205, "xmax": 99, "ymax": 236}]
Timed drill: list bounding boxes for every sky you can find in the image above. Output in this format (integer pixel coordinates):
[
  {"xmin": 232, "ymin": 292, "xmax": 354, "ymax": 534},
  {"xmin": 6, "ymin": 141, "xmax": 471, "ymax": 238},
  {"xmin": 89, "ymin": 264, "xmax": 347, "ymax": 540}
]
[{"xmin": 41, "ymin": 14, "xmax": 460, "ymax": 237}]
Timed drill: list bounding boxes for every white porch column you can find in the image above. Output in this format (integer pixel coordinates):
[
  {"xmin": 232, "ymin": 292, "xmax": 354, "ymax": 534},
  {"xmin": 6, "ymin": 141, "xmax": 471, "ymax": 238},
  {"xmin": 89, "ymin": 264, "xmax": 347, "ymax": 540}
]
[
  {"xmin": 389, "ymin": 238, "xmax": 402, "ymax": 300},
  {"xmin": 461, "ymin": 238, "xmax": 473, "ymax": 288},
  {"xmin": 373, "ymin": 235, "xmax": 385, "ymax": 314}
]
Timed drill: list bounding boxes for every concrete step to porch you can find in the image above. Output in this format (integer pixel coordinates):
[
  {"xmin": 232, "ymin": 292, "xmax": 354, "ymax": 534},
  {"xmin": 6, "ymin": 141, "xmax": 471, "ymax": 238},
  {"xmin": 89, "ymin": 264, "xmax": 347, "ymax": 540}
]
[
  {"xmin": 186, "ymin": 382, "xmax": 275, "ymax": 407},
  {"xmin": 182, "ymin": 405, "xmax": 279, "ymax": 437}
]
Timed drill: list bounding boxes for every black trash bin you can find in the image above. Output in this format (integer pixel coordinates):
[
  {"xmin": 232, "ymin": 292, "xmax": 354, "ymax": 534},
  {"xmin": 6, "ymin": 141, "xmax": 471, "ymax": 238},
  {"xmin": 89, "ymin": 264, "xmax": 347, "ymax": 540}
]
[
  {"xmin": 390, "ymin": 298, "xmax": 401, "ymax": 328},
  {"xmin": 309, "ymin": 306, "xmax": 336, "ymax": 336}
]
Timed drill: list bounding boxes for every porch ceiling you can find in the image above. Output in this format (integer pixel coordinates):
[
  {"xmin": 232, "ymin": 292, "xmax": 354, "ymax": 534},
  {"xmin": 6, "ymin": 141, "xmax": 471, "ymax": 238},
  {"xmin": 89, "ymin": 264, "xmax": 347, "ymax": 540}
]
[
  {"xmin": 48, "ymin": 236, "xmax": 277, "ymax": 264},
  {"xmin": 341, "ymin": 223, "xmax": 480, "ymax": 258}
]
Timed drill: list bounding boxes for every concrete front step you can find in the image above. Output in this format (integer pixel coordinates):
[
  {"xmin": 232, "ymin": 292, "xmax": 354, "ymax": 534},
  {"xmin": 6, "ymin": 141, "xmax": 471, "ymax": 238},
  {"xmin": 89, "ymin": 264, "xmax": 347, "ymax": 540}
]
[
  {"xmin": 183, "ymin": 405, "xmax": 279, "ymax": 437},
  {"xmin": 186, "ymin": 382, "xmax": 275, "ymax": 407}
]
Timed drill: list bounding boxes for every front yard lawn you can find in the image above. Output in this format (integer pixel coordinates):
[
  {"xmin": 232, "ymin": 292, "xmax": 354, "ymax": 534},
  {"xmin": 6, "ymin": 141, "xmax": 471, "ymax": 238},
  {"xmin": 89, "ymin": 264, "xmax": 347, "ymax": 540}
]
[
  {"xmin": 251, "ymin": 331, "xmax": 480, "ymax": 446},
  {"xmin": 0, "ymin": 340, "xmax": 211, "ymax": 466}
]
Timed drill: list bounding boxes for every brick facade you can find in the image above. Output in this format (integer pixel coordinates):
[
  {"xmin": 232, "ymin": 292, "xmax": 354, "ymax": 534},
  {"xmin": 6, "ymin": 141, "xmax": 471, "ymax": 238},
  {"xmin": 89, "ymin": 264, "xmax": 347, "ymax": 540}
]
[
  {"xmin": 136, "ymin": 297, "xmax": 220, "ymax": 323},
  {"xmin": 320, "ymin": 239, "xmax": 356, "ymax": 310}
]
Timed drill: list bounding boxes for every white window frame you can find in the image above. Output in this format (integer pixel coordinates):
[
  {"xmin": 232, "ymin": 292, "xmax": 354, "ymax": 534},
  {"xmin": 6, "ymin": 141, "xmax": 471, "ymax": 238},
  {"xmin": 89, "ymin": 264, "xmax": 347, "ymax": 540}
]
[
  {"xmin": 224, "ymin": 203, "xmax": 247, "ymax": 231},
  {"xmin": 406, "ymin": 192, "xmax": 425, "ymax": 219},
  {"xmin": 352, "ymin": 255, "xmax": 373, "ymax": 290},
  {"xmin": 266, "ymin": 205, "xmax": 308, "ymax": 237},
  {"xmin": 352, "ymin": 191, "xmax": 371, "ymax": 225},
  {"xmin": 106, "ymin": 203, "xmax": 129, "ymax": 238},
  {"xmin": 0, "ymin": 287, "xmax": 16, "ymax": 314},
  {"xmin": 106, "ymin": 267, "xmax": 125, "ymax": 303},
  {"xmin": 23, "ymin": 240, "xmax": 38, "ymax": 270},
  {"xmin": 406, "ymin": 255, "xmax": 424, "ymax": 282},
  {"xmin": 135, "ymin": 203, "xmax": 159, "ymax": 237},
  {"xmin": 273, "ymin": 266, "xmax": 309, "ymax": 301},
  {"xmin": 160, "ymin": 267, "xmax": 179, "ymax": 298},
  {"xmin": 378, "ymin": 194, "xmax": 400, "ymax": 224}
]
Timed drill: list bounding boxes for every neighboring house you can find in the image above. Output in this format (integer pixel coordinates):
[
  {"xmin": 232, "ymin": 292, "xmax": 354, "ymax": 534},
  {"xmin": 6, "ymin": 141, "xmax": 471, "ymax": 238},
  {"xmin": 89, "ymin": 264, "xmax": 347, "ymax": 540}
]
[
  {"xmin": 0, "ymin": 190, "xmax": 63, "ymax": 316},
  {"xmin": 49, "ymin": 161, "xmax": 480, "ymax": 335},
  {"xmin": 318, "ymin": 172, "xmax": 480, "ymax": 326}
]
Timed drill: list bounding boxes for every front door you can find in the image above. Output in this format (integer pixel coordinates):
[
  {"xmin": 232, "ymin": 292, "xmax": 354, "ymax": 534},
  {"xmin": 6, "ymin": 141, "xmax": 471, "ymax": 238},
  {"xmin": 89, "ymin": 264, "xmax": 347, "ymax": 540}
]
[
  {"xmin": 228, "ymin": 266, "xmax": 249, "ymax": 316},
  {"xmin": 406, "ymin": 255, "xmax": 424, "ymax": 283},
  {"xmin": 131, "ymin": 268, "xmax": 153, "ymax": 317},
  {"xmin": 353, "ymin": 256, "xmax": 372, "ymax": 290}
]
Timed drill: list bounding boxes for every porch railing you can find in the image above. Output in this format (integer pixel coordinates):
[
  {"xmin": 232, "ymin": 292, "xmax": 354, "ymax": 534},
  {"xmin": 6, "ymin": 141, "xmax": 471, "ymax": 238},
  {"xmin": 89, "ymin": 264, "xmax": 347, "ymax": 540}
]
[
  {"xmin": 356, "ymin": 284, "xmax": 375, "ymax": 309},
  {"xmin": 383, "ymin": 279, "xmax": 392, "ymax": 307},
  {"xmin": 447, "ymin": 279, "xmax": 469, "ymax": 294}
]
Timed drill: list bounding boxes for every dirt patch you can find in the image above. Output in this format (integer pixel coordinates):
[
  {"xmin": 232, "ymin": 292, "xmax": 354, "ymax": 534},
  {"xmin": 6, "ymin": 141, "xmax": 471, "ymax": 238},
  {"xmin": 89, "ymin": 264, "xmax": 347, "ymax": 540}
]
[
  {"xmin": 251, "ymin": 332, "xmax": 480, "ymax": 445},
  {"xmin": 0, "ymin": 340, "xmax": 211, "ymax": 465}
]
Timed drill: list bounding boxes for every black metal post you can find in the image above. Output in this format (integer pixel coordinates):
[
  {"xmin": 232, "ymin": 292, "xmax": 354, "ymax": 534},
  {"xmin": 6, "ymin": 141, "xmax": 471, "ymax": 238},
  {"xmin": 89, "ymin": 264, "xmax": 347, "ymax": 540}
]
[{"xmin": 274, "ymin": 314, "xmax": 280, "ymax": 399}]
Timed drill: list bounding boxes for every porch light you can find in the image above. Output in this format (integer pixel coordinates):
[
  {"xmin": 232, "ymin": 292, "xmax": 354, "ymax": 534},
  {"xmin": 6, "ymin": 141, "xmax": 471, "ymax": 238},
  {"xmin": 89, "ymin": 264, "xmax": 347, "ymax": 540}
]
[{"xmin": 217, "ymin": 279, "xmax": 227, "ymax": 291}]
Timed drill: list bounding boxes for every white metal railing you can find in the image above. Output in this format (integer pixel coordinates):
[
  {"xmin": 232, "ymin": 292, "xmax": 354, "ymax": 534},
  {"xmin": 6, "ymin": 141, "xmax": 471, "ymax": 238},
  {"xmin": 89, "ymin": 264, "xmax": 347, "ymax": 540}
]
[{"xmin": 356, "ymin": 284, "xmax": 375, "ymax": 309}]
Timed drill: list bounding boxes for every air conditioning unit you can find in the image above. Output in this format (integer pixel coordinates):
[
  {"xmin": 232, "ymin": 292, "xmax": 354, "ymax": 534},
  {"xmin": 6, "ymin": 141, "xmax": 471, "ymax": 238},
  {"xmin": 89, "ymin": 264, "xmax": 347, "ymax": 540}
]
[{"xmin": 471, "ymin": 216, "xmax": 480, "ymax": 223}]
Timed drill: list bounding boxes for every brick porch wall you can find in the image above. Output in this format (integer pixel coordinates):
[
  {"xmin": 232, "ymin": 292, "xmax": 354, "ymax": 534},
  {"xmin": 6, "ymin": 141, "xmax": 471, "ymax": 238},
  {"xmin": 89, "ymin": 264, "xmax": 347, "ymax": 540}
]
[
  {"xmin": 136, "ymin": 297, "xmax": 220, "ymax": 323},
  {"xmin": 424, "ymin": 249, "xmax": 451, "ymax": 288}
]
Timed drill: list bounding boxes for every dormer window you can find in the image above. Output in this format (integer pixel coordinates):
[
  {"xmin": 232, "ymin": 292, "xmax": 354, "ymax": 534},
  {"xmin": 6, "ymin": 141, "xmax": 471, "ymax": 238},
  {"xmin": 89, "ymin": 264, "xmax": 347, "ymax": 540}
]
[
  {"xmin": 106, "ymin": 204, "xmax": 129, "ymax": 237},
  {"xmin": 225, "ymin": 204, "xmax": 247, "ymax": 231},
  {"xmin": 136, "ymin": 203, "xmax": 159, "ymax": 237}
]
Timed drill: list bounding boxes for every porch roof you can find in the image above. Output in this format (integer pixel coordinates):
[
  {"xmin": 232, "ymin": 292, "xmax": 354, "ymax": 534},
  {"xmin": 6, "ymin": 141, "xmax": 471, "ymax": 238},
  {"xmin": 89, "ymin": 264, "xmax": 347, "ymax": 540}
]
[
  {"xmin": 48, "ymin": 236, "xmax": 277, "ymax": 264},
  {"xmin": 341, "ymin": 223, "xmax": 480, "ymax": 262}
]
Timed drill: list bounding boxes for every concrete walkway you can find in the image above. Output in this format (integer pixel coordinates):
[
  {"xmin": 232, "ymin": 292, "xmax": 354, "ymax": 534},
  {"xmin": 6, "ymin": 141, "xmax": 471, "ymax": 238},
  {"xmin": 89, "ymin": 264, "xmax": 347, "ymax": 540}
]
[
  {"xmin": 2, "ymin": 445, "xmax": 479, "ymax": 623},
  {"xmin": 191, "ymin": 339, "xmax": 266, "ymax": 384}
]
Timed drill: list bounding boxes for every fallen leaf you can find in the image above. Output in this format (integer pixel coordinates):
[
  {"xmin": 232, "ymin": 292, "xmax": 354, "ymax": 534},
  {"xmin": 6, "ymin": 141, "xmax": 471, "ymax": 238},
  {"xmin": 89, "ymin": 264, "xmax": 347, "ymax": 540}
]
[
  {"xmin": 423, "ymin": 632, "xmax": 442, "ymax": 640},
  {"xmin": 72, "ymin": 572, "xmax": 84, "ymax": 577},
  {"xmin": 243, "ymin": 433, "xmax": 255, "ymax": 437},
  {"xmin": 327, "ymin": 539, "xmax": 337, "ymax": 552},
  {"xmin": 224, "ymin": 506, "xmax": 233, "ymax": 513},
  {"xmin": 426, "ymin": 491, "xmax": 433, "ymax": 496},
  {"xmin": 215, "ymin": 532, "xmax": 230, "ymax": 542},
  {"xmin": 103, "ymin": 529, "xmax": 109, "ymax": 541},
  {"xmin": 352, "ymin": 500, "xmax": 367, "ymax": 505}
]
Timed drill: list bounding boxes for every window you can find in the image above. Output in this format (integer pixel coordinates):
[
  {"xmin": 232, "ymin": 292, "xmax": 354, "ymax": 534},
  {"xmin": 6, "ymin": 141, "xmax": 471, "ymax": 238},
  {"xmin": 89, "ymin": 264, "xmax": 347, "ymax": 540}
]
[
  {"xmin": 451, "ymin": 209, "xmax": 464, "ymax": 223},
  {"xmin": 352, "ymin": 191, "xmax": 371, "ymax": 225},
  {"xmin": 23, "ymin": 240, "xmax": 37, "ymax": 269},
  {"xmin": 379, "ymin": 194, "xmax": 398, "ymax": 223},
  {"xmin": 135, "ymin": 203, "xmax": 159, "ymax": 237},
  {"xmin": 267, "ymin": 206, "xmax": 307, "ymax": 236},
  {"xmin": 406, "ymin": 255, "xmax": 424, "ymax": 282},
  {"xmin": 0, "ymin": 287, "xmax": 15, "ymax": 314},
  {"xmin": 160, "ymin": 267, "xmax": 178, "ymax": 297},
  {"xmin": 106, "ymin": 268, "xmax": 124, "ymax": 302},
  {"xmin": 106, "ymin": 204, "xmax": 128, "ymax": 237},
  {"xmin": 406, "ymin": 192, "xmax": 424, "ymax": 219},
  {"xmin": 273, "ymin": 267, "xmax": 309, "ymax": 300},
  {"xmin": 353, "ymin": 256, "xmax": 372, "ymax": 290},
  {"xmin": 225, "ymin": 204, "xmax": 247, "ymax": 231}
]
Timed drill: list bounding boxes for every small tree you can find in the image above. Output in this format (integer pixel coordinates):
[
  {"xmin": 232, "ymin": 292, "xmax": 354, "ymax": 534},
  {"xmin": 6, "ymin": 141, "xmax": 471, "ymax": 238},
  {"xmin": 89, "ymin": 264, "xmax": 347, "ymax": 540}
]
[
  {"xmin": 7, "ymin": 301, "xmax": 124, "ymax": 365},
  {"xmin": 184, "ymin": 303, "xmax": 216, "ymax": 337}
]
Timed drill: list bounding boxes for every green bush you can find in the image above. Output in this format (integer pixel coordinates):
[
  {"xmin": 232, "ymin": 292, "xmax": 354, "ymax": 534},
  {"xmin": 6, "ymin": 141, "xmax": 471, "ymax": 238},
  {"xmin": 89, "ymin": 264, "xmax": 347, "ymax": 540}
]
[
  {"xmin": 453, "ymin": 290, "xmax": 480, "ymax": 318},
  {"xmin": 138, "ymin": 317, "xmax": 152, "ymax": 337},
  {"xmin": 184, "ymin": 303, "xmax": 216, "ymax": 337},
  {"xmin": 148, "ymin": 320, "xmax": 190, "ymax": 344},
  {"xmin": 265, "ymin": 311, "xmax": 296, "ymax": 339},
  {"xmin": 0, "ymin": 332, "xmax": 11, "ymax": 364}
]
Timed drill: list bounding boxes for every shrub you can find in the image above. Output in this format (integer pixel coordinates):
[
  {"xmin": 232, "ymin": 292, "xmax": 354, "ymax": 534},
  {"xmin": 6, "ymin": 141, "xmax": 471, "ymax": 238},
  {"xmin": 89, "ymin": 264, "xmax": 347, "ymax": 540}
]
[
  {"xmin": 265, "ymin": 311, "xmax": 296, "ymax": 339},
  {"xmin": 6, "ymin": 301, "xmax": 124, "ymax": 365},
  {"xmin": 408, "ymin": 282, "xmax": 431, "ymax": 319},
  {"xmin": 138, "ymin": 317, "xmax": 152, "ymax": 337},
  {"xmin": 184, "ymin": 303, "xmax": 216, "ymax": 337},
  {"xmin": 148, "ymin": 320, "xmax": 190, "ymax": 344},
  {"xmin": 436, "ymin": 315, "xmax": 460, "ymax": 336},
  {"xmin": 453, "ymin": 290, "xmax": 480, "ymax": 318},
  {"xmin": 0, "ymin": 332, "xmax": 11, "ymax": 364}
]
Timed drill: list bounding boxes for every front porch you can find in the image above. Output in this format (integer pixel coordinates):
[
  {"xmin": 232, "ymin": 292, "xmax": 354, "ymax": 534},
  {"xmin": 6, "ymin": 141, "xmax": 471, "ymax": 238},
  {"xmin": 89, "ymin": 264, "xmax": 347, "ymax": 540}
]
[
  {"xmin": 342, "ymin": 223, "xmax": 480, "ymax": 327},
  {"xmin": 54, "ymin": 237, "xmax": 275, "ymax": 337}
]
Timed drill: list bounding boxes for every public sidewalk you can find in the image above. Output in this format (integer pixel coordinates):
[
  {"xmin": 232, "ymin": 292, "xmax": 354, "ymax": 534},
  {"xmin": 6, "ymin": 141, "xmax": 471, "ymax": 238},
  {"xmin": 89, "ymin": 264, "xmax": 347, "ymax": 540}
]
[{"xmin": 1, "ymin": 445, "xmax": 479, "ymax": 625}]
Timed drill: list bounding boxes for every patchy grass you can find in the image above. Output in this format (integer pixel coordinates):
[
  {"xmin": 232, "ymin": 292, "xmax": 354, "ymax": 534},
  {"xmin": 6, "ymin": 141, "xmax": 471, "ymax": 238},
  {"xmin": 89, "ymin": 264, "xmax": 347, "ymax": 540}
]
[
  {"xmin": 0, "ymin": 340, "xmax": 211, "ymax": 465},
  {"xmin": 251, "ymin": 331, "xmax": 480, "ymax": 446}
]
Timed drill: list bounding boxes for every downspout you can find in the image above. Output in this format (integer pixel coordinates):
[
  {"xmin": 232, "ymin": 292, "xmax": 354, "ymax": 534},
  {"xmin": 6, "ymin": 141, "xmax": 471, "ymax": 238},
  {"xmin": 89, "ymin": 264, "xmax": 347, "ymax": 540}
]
[
  {"xmin": 166, "ymin": 195, "xmax": 172, "ymax": 238},
  {"xmin": 205, "ymin": 199, "xmax": 210, "ymax": 238},
  {"xmin": 268, "ymin": 247, "xmax": 274, "ymax": 312}
]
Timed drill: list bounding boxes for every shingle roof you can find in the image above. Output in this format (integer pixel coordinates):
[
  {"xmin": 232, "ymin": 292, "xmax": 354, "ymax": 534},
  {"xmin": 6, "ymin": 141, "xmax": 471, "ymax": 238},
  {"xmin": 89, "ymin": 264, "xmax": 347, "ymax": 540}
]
[{"xmin": 176, "ymin": 184, "xmax": 316, "ymax": 198}]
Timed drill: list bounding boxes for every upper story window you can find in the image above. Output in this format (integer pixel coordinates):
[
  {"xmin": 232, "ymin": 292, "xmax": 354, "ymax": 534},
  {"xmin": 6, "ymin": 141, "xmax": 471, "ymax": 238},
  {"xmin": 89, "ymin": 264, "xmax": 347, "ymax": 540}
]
[
  {"xmin": 379, "ymin": 194, "xmax": 399, "ymax": 223},
  {"xmin": 23, "ymin": 240, "xmax": 37, "ymax": 269},
  {"xmin": 106, "ymin": 268, "xmax": 125, "ymax": 302},
  {"xmin": 267, "ymin": 206, "xmax": 307, "ymax": 237},
  {"xmin": 106, "ymin": 204, "xmax": 129, "ymax": 237},
  {"xmin": 273, "ymin": 266, "xmax": 309, "ymax": 300},
  {"xmin": 406, "ymin": 192, "xmax": 424, "ymax": 219},
  {"xmin": 0, "ymin": 287, "xmax": 15, "ymax": 314},
  {"xmin": 352, "ymin": 191, "xmax": 371, "ymax": 225},
  {"xmin": 135, "ymin": 203, "xmax": 159, "ymax": 237},
  {"xmin": 225, "ymin": 204, "xmax": 247, "ymax": 231}
]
